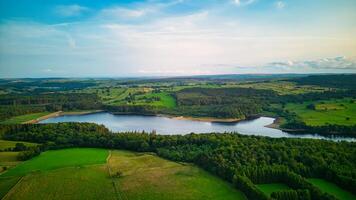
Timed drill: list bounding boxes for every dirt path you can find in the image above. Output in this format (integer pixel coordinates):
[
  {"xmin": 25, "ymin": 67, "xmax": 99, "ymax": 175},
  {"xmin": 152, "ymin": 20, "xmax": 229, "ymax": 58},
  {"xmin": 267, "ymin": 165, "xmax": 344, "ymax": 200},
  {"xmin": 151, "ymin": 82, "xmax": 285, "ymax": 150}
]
[{"xmin": 106, "ymin": 150, "xmax": 127, "ymax": 200}]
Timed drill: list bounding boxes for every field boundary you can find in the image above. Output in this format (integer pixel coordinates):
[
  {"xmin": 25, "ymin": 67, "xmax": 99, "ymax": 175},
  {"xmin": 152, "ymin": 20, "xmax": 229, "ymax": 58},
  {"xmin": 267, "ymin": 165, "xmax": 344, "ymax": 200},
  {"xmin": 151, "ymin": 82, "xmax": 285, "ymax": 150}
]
[
  {"xmin": 1, "ymin": 176, "xmax": 24, "ymax": 200},
  {"xmin": 106, "ymin": 150, "xmax": 127, "ymax": 200}
]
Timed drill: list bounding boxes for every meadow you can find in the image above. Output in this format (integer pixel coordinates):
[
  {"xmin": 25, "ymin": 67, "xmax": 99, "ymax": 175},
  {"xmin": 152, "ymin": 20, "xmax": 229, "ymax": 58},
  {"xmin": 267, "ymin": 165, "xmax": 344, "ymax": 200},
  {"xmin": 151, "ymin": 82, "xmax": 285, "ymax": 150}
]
[
  {"xmin": 0, "ymin": 140, "xmax": 37, "ymax": 151},
  {"xmin": 108, "ymin": 150, "xmax": 247, "ymax": 200},
  {"xmin": 1, "ymin": 148, "xmax": 108, "ymax": 177},
  {"xmin": 0, "ymin": 112, "xmax": 50, "ymax": 124},
  {"xmin": 285, "ymin": 98, "xmax": 356, "ymax": 126},
  {"xmin": 308, "ymin": 178, "xmax": 356, "ymax": 200},
  {"xmin": 0, "ymin": 148, "xmax": 247, "ymax": 200},
  {"xmin": 256, "ymin": 183, "xmax": 291, "ymax": 196}
]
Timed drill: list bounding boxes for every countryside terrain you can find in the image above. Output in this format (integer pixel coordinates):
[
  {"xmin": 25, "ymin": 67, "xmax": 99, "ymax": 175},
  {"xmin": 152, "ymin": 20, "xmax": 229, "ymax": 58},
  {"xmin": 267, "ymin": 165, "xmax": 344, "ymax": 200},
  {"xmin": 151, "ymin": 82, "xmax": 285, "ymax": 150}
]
[{"xmin": 0, "ymin": 74, "xmax": 355, "ymax": 200}]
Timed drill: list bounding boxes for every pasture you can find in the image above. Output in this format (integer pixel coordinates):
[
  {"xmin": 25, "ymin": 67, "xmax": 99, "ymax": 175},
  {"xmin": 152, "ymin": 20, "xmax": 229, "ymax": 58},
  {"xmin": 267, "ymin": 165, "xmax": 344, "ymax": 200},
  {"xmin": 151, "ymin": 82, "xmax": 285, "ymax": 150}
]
[
  {"xmin": 1, "ymin": 148, "xmax": 108, "ymax": 177},
  {"xmin": 3, "ymin": 166, "xmax": 116, "ymax": 200},
  {"xmin": 0, "ymin": 148, "xmax": 247, "ymax": 200},
  {"xmin": 0, "ymin": 112, "xmax": 50, "ymax": 124},
  {"xmin": 256, "ymin": 183, "xmax": 291, "ymax": 196},
  {"xmin": 108, "ymin": 150, "xmax": 247, "ymax": 200},
  {"xmin": 285, "ymin": 98, "xmax": 356, "ymax": 126},
  {"xmin": 236, "ymin": 81, "xmax": 329, "ymax": 95},
  {"xmin": 308, "ymin": 178, "xmax": 356, "ymax": 200},
  {"xmin": 0, "ymin": 140, "xmax": 37, "ymax": 151}
]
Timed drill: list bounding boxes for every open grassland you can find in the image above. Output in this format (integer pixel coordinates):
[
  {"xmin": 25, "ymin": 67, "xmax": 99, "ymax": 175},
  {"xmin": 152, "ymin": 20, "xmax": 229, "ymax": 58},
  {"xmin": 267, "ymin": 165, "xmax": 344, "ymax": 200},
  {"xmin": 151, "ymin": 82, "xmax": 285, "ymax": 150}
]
[
  {"xmin": 308, "ymin": 178, "xmax": 356, "ymax": 200},
  {"xmin": 285, "ymin": 98, "xmax": 356, "ymax": 126},
  {"xmin": 108, "ymin": 150, "xmax": 247, "ymax": 200},
  {"xmin": 0, "ymin": 140, "xmax": 37, "ymax": 151},
  {"xmin": 236, "ymin": 81, "xmax": 329, "ymax": 95},
  {"xmin": 3, "ymin": 166, "xmax": 116, "ymax": 200},
  {"xmin": 0, "ymin": 112, "xmax": 50, "ymax": 124},
  {"xmin": 0, "ymin": 148, "xmax": 246, "ymax": 200},
  {"xmin": 0, "ymin": 177, "xmax": 20, "ymax": 199},
  {"xmin": 133, "ymin": 92, "xmax": 176, "ymax": 108},
  {"xmin": 256, "ymin": 183, "xmax": 291, "ymax": 196},
  {"xmin": 0, "ymin": 152, "xmax": 21, "ymax": 174},
  {"xmin": 1, "ymin": 148, "xmax": 108, "ymax": 177}
]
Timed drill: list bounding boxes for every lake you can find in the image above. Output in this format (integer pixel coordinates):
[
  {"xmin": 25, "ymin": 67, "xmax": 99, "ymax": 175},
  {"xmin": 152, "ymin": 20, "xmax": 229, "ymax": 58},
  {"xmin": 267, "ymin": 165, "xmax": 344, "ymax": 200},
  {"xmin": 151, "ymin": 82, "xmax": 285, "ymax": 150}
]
[{"xmin": 40, "ymin": 112, "xmax": 354, "ymax": 141}]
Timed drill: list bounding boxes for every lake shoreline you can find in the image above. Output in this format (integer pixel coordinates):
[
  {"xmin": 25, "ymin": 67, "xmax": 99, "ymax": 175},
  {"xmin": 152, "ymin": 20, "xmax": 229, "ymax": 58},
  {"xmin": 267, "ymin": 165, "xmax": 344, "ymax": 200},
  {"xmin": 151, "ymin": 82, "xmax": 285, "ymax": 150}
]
[{"xmin": 26, "ymin": 110, "xmax": 103, "ymax": 124}]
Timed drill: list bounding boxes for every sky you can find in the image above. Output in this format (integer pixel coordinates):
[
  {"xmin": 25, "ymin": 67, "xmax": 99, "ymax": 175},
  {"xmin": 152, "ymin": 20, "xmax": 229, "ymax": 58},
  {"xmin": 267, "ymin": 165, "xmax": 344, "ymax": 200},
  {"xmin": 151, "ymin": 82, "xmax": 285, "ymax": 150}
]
[{"xmin": 0, "ymin": 0, "xmax": 356, "ymax": 78}]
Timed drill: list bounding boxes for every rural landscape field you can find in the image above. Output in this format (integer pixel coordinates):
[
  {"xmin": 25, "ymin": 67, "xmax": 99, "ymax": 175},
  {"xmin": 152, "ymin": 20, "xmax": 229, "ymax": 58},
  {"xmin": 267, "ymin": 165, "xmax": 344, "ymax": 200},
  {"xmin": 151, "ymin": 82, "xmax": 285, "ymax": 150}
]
[{"xmin": 1, "ymin": 0, "xmax": 356, "ymax": 199}]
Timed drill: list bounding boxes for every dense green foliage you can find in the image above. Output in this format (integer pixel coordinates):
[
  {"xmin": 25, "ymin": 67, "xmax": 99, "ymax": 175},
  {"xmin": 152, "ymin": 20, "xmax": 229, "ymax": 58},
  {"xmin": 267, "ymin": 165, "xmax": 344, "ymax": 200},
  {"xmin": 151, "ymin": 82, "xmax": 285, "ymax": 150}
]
[
  {"xmin": 173, "ymin": 87, "xmax": 276, "ymax": 118},
  {"xmin": 1, "ymin": 123, "xmax": 355, "ymax": 199},
  {"xmin": 0, "ymin": 93, "xmax": 101, "ymax": 121},
  {"xmin": 291, "ymin": 74, "xmax": 356, "ymax": 90}
]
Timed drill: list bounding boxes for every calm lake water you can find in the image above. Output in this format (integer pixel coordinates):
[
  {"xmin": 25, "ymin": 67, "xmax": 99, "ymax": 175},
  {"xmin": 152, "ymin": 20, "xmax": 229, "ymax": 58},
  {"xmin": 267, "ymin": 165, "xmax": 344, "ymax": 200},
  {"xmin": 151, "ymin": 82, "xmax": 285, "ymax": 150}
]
[{"xmin": 40, "ymin": 112, "xmax": 354, "ymax": 141}]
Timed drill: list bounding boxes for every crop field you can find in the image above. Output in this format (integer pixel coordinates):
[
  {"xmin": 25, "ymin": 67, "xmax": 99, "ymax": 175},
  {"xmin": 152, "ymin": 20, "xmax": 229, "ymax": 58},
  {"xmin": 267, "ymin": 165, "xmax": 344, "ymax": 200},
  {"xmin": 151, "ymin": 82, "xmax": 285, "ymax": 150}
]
[
  {"xmin": 308, "ymin": 178, "xmax": 356, "ymax": 200},
  {"xmin": 285, "ymin": 98, "xmax": 356, "ymax": 126},
  {"xmin": 256, "ymin": 183, "xmax": 291, "ymax": 196},
  {"xmin": 1, "ymin": 148, "xmax": 108, "ymax": 177},
  {"xmin": 0, "ymin": 148, "xmax": 246, "ymax": 200},
  {"xmin": 108, "ymin": 150, "xmax": 247, "ymax": 200},
  {"xmin": 0, "ymin": 112, "xmax": 50, "ymax": 124}
]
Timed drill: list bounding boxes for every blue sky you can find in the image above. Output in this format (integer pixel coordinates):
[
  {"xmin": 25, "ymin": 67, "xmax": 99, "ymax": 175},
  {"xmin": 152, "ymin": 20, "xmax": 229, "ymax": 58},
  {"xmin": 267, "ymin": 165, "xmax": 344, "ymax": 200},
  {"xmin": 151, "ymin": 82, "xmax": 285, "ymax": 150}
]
[{"xmin": 0, "ymin": 0, "xmax": 355, "ymax": 77}]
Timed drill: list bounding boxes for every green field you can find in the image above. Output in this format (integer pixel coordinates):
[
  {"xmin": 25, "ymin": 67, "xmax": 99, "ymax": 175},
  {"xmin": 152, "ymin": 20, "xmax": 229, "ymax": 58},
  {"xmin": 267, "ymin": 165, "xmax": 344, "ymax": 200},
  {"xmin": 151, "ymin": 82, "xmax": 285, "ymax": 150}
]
[
  {"xmin": 109, "ymin": 150, "xmax": 246, "ymax": 200},
  {"xmin": 0, "ymin": 148, "xmax": 246, "ymax": 200},
  {"xmin": 0, "ymin": 140, "xmax": 37, "ymax": 151},
  {"xmin": 256, "ymin": 183, "xmax": 291, "ymax": 196},
  {"xmin": 1, "ymin": 148, "xmax": 108, "ymax": 177},
  {"xmin": 285, "ymin": 98, "xmax": 356, "ymax": 126},
  {"xmin": 236, "ymin": 81, "xmax": 329, "ymax": 95},
  {"xmin": 0, "ymin": 112, "xmax": 50, "ymax": 124},
  {"xmin": 308, "ymin": 178, "xmax": 356, "ymax": 200},
  {"xmin": 134, "ymin": 92, "xmax": 177, "ymax": 108},
  {"xmin": 3, "ymin": 166, "xmax": 117, "ymax": 200}
]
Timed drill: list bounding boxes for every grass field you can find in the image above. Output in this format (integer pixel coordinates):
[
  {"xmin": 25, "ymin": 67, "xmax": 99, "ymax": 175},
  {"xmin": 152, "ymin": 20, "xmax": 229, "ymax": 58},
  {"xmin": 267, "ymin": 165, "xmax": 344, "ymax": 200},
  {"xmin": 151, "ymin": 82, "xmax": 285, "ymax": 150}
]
[
  {"xmin": 3, "ymin": 166, "xmax": 117, "ymax": 200},
  {"xmin": 256, "ymin": 183, "xmax": 291, "ymax": 196},
  {"xmin": 285, "ymin": 98, "xmax": 356, "ymax": 126},
  {"xmin": 236, "ymin": 81, "xmax": 329, "ymax": 95},
  {"xmin": 0, "ymin": 176, "xmax": 20, "ymax": 199},
  {"xmin": 1, "ymin": 148, "xmax": 108, "ymax": 177},
  {"xmin": 109, "ymin": 150, "xmax": 247, "ymax": 200},
  {"xmin": 0, "ymin": 140, "xmax": 37, "ymax": 151},
  {"xmin": 0, "ymin": 112, "xmax": 50, "ymax": 124},
  {"xmin": 308, "ymin": 178, "xmax": 356, "ymax": 200},
  {"xmin": 134, "ymin": 92, "xmax": 177, "ymax": 108},
  {"xmin": 0, "ymin": 148, "xmax": 246, "ymax": 200}
]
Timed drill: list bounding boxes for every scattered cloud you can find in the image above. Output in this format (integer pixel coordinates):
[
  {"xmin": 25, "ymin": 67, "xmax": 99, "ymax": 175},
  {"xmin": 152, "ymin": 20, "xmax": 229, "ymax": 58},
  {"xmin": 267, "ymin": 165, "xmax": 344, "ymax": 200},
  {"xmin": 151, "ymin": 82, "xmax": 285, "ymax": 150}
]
[
  {"xmin": 264, "ymin": 56, "xmax": 356, "ymax": 71},
  {"xmin": 233, "ymin": 0, "xmax": 256, "ymax": 6},
  {"xmin": 275, "ymin": 1, "xmax": 286, "ymax": 9},
  {"xmin": 55, "ymin": 4, "xmax": 90, "ymax": 17},
  {"xmin": 99, "ymin": 7, "xmax": 151, "ymax": 18}
]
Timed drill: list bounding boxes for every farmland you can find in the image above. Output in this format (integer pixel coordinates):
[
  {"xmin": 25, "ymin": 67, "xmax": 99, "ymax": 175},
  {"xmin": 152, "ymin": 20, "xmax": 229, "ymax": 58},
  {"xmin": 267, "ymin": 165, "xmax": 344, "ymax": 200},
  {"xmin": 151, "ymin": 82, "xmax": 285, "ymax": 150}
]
[
  {"xmin": 0, "ymin": 148, "xmax": 247, "ymax": 200},
  {"xmin": 108, "ymin": 150, "xmax": 247, "ymax": 200},
  {"xmin": 308, "ymin": 178, "xmax": 356, "ymax": 200},
  {"xmin": 285, "ymin": 98, "xmax": 356, "ymax": 126},
  {"xmin": 0, "ymin": 112, "xmax": 50, "ymax": 124},
  {"xmin": 1, "ymin": 148, "xmax": 108, "ymax": 177},
  {"xmin": 256, "ymin": 183, "xmax": 291, "ymax": 196}
]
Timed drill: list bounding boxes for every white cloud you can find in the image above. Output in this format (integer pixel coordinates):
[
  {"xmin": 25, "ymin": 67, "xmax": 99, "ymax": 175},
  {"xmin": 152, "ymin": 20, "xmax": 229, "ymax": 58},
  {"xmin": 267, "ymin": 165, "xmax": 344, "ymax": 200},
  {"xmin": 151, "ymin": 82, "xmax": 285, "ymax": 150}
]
[
  {"xmin": 233, "ymin": 0, "xmax": 256, "ymax": 6},
  {"xmin": 55, "ymin": 4, "xmax": 90, "ymax": 17},
  {"xmin": 265, "ymin": 56, "xmax": 356, "ymax": 72},
  {"xmin": 100, "ymin": 7, "xmax": 150, "ymax": 18},
  {"xmin": 275, "ymin": 1, "xmax": 286, "ymax": 9}
]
